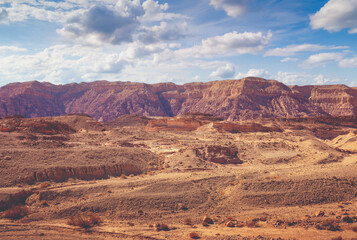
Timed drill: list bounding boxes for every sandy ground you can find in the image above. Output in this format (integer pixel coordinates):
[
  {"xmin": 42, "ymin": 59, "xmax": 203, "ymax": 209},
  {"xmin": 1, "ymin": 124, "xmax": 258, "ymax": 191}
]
[{"xmin": 0, "ymin": 115, "xmax": 357, "ymax": 239}]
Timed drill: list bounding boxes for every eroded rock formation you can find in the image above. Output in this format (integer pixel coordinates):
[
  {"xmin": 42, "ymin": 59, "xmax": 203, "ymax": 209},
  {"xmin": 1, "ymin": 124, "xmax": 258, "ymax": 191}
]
[
  {"xmin": 18, "ymin": 163, "xmax": 142, "ymax": 185},
  {"xmin": 194, "ymin": 145, "xmax": 243, "ymax": 164},
  {"xmin": 1, "ymin": 78, "xmax": 356, "ymax": 121}
]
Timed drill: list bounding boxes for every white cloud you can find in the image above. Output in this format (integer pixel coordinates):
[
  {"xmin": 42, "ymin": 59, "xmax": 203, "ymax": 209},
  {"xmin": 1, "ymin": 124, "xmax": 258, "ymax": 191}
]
[
  {"xmin": 265, "ymin": 44, "xmax": 348, "ymax": 57},
  {"xmin": 137, "ymin": 21, "xmax": 188, "ymax": 44},
  {"xmin": 176, "ymin": 30, "xmax": 272, "ymax": 58},
  {"xmin": 142, "ymin": 0, "xmax": 185, "ymax": 21},
  {"xmin": 0, "ymin": 44, "xmax": 132, "ymax": 84},
  {"xmin": 281, "ymin": 57, "xmax": 298, "ymax": 63},
  {"xmin": 275, "ymin": 71, "xmax": 312, "ymax": 85},
  {"xmin": 0, "ymin": 46, "xmax": 27, "ymax": 52},
  {"xmin": 300, "ymin": 52, "xmax": 343, "ymax": 68},
  {"xmin": 210, "ymin": 0, "xmax": 249, "ymax": 17},
  {"xmin": 235, "ymin": 68, "xmax": 270, "ymax": 79},
  {"xmin": 209, "ymin": 63, "xmax": 235, "ymax": 79},
  {"xmin": 5, "ymin": 2, "xmax": 65, "ymax": 22},
  {"xmin": 313, "ymin": 74, "xmax": 339, "ymax": 85},
  {"xmin": 310, "ymin": 0, "xmax": 357, "ymax": 34},
  {"xmin": 339, "ymin": 57, "xmax": 357, "ymax": 67},
  {"xmin": 274, "ymin": 71, "xmax": 341, "ymax": 85},
  {"xmin": 0, "ymin": 41, "xmax": 186, "ymax": 85}
]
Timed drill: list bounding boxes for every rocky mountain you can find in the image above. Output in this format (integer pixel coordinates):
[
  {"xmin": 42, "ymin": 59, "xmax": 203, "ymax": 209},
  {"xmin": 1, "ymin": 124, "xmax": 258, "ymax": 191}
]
[{"xmin": 0, "ymin": 77, "xmax": 356, "ymax": 121}]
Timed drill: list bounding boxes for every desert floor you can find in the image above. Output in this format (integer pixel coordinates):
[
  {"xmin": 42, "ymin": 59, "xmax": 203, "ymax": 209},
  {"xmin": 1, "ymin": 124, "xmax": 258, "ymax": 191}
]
[{"xmin": 0, "ymin": 114, "xmax": 357, "ymax": 240}]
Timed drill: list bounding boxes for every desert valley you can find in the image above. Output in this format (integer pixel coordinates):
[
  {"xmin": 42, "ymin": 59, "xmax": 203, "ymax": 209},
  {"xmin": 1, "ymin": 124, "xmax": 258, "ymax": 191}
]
[{"xmin": 0, "ymin": 78, "xmax": 356, "ymax": 239}]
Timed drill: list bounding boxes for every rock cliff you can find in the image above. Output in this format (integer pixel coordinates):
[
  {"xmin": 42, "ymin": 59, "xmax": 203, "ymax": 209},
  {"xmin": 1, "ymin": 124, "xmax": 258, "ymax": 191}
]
[{"xmin": 1, "ymin": 78, "xmax": 356, "ymax": 121}]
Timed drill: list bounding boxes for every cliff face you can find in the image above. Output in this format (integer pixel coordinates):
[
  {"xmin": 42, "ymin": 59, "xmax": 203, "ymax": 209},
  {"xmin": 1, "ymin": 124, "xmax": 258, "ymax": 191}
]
[{"xmin": 0, "ymin": 77, "xmax": 356, "ymax": 121}]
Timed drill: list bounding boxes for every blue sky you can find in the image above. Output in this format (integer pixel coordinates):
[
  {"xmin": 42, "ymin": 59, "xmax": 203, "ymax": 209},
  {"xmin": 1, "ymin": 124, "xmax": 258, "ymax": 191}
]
[{"xmin": 0, "ymin": 0, "xmax": 356, "ymax": 86}]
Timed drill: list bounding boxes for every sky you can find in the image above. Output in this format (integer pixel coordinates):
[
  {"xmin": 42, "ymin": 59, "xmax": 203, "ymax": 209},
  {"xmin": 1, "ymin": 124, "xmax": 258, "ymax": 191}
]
[{"xmin": 0, "ymin": 0, "xmax": 356, "ymax": 87}]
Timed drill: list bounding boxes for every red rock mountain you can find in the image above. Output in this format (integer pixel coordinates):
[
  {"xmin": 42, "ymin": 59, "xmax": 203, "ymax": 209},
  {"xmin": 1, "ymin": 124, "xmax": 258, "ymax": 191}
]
[{"xmin": 0, "ymin": 77, "xmax": 356, "ymax": 122}]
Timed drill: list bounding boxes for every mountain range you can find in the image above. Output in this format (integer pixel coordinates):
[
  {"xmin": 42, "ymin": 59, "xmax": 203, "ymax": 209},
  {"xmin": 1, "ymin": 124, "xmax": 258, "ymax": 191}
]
[{"xmin": 0, "ymin": 77, "xmax": 356, "ymax": 122}]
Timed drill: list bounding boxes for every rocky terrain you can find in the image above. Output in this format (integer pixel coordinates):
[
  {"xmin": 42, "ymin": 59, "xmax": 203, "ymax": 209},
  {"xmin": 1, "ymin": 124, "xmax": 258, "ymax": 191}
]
[
  {"xmin": 0, "ymin": 113, "xmax": 357, "ymax": 239},
  {"xmin": 1, "ymin": 78, "xmax": 357, "ymax": 122}
]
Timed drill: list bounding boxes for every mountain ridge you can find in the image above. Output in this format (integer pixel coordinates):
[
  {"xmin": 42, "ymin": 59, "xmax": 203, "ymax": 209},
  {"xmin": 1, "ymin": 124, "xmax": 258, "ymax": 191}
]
[{"xmin": 1, "ymin": 77, "xmax": 356, "ymax": 122}]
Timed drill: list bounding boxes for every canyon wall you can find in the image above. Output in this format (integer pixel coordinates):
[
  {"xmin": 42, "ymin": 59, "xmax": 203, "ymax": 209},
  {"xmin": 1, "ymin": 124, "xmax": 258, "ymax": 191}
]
[{"xmin": 0, "ymin": 78, "xmax": 356, "ymax": 121}]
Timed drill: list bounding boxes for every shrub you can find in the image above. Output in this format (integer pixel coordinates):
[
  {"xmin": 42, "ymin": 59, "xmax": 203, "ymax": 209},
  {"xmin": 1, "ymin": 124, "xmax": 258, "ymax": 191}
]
[
  {"xmin": 155, "ymin": 223, "xmax": 170, "ymax": 231},
  {"xmin": 3, "ymin": 205, "xmax": 30, "ymax": 220},
  {"xmin": 189, "ymin": 232, "xmax": 201, "ymax": 239},
  {"xmin": 316, "ymin": 219, "xmax": 341, "ymax": 231},
  {"xmin": 67, "ymin": 213, "xmax": 102, "ymax": 229},
  {"xmin": 352, "ymin": 226, "xmax": 357, "ymax": 232}
]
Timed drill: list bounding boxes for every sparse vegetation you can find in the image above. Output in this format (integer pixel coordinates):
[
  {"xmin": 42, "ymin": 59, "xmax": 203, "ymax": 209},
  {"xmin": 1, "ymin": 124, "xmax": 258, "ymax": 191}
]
[
  {"xmin": 2, "ymin": 205, "xmax": 30, "ymax": 220},
  {"xmin": 67, "ymin": 213, "xmax": 102, "ymax": 229},
  {"xmin": 155, "ymin": 223, "xmax": 170, "ymax": 231},
  {"xmin": 315, "ymin": 219, "xmax": 341, "ymax": 231}
]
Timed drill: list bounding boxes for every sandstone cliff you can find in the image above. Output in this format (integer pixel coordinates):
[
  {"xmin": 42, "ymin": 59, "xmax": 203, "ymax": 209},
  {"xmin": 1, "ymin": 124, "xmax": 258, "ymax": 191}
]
[{"xmin": 1, "ymin": 78, "xmax": 356, "ymax": 121}]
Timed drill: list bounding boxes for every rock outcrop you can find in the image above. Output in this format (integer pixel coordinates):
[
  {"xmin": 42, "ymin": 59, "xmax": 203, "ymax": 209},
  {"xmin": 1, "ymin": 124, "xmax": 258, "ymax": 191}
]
[
  {"xmin": 194, "ymin": 145, "xmax": 243, "ymax": 164},
  {"xmin": 0, "ymin": 189, "xmax": 33, "ymax": 211},
  {"xmin": 18, "ymin": 163, "xmax": 142, "ymax": 185},
  {"xmin": 1, "ymin": 78, "xmax": 357, "ymax": 121}
]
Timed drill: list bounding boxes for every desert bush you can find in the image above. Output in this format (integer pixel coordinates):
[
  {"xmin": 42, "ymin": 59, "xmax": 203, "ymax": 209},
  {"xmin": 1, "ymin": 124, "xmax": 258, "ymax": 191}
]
[
  {"xmin": 316, "ymin": 219, "xmax": 341, "ymax": 231},
  {"xmin": 342, "ymin": 216, "xmax": 353, "ymax": 223},
  {"xmin": 352, "ymin": 226, "xmax": 357, "ymax": 232},
  {"xmin": 67, "ymin": 213, "xmax": 102, "ymax": 229},
  {"xmin": 189, "ymin": 232, "xmax": 201, "ymax": 239},
  {"xmin": 3, "ymin": 205, "xmax": 30, "ymax": 220},
  {"xmin": 155, "ymin": 223, "xmax": 170, "ymax": 231},
  {"xmin": 331, "ymin": 237, "xmax": 342, "ymax": 240}
]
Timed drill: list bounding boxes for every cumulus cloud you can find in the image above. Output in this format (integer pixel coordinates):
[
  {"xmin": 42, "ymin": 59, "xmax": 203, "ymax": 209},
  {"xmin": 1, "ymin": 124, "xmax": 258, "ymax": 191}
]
[
  {"xmin": 57, "ymin": 1, "xmax": 144, "ymax": 45},
  {"xmin": 0, "ymin": 44, "xmax": 132, "ymax": 84},
  {"xmin": 310, "ymin": 0, "xmax": 357, "ymax": 33},
  {"xmin": 176, "ymin": 31, "xmax": 272, "ymax": 58},
  {"xmin": 313, "ymin": 74, "xmax": 339, "ymax": 85},
  {"xmin": 0, "ymin": 41, "xmax": 183, "ymax": 85},
  {"xmin": 274, "ymin": 71, "xmax": 312, "ymax": 85},
  {"xmin": 235, "ymin": 68, "xmax": 270, "ymax": 79},
  {"xmin": 265, "ymin": 44, "xmax": 348, "ymax": 57},
  {"xmin": 54, "ymin": 0, "xmax": 189, "ymax": 46},
  {"xmin": 0, "ymin": 46, "xmax": 27, "ymax": 52},
  {"xmin": 137, "ymin": 21, "xmax": 188, "ymax": 44},
  {"xmin": 339, "ymin": 57, "xmax": 357, "ymax": 67},
  {"xmin": 275, "ymin": 71, "xmax": 341, "ymax": 85},
  {"xmin": 300, "ymin": 52, "xmax": 343, "ymax": 68},
  {"xmin": 142, "ymin": 0, "xmax": 185, "ymax": 21},
  {"xmin": 210, "ymin": 0, "xmax": 249, "ymax": 17},
  {"xmin": 209, "ymin": 63, "xmax": 235, "ymax": 79}
]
